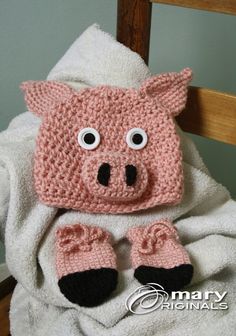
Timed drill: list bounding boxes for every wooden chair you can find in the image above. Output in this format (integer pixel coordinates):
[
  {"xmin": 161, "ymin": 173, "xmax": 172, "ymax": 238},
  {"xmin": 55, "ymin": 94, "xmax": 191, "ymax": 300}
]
[
  {"xmin": 117, "ymin": 0, "xmax": 236, "ymax": 145},
  {"xmin": 1, "ymin": 2, "xmax": 236, "ymax": 335},
  {"xmin": 0, "ymin": 276, "xmax": 16, "ymax": 336}
]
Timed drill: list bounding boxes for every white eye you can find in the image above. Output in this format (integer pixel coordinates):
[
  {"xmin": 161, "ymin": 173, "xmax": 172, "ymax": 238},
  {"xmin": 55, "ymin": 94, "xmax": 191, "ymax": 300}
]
[
  {"xmin": 126, "ymin": 128, "xmax": 148, "ymax": 150},
  {"xmin": 78, "ymin": 127, "xmax": 100, "ymax": 150}
]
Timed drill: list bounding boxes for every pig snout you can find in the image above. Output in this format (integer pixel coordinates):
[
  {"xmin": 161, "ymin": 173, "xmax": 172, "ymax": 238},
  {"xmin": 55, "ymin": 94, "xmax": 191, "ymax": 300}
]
[
  {"xmin": 82, "ymin": 153, "xmax": 148, "ymax": 202},
  {"xmin": 97, "ymin": 163, "xmax": 137, "ymax": 187}
]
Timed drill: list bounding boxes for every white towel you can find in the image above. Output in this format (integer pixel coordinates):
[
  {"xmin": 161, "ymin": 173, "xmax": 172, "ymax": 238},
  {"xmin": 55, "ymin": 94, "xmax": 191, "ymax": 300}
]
[{"xmin": 0, "ymin": 24, "xmax": 235, "ymax": 336}]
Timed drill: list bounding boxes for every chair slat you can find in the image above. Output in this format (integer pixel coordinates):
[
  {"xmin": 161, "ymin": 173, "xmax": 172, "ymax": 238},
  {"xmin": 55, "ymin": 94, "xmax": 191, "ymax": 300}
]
[
  {"xmin": 117, "ymin": 0, "xmax": 152, "ymax": 63},
  {"xmin": 0, "ymin": 276, "xmax": 16, "ymax": 300},
  {"xmin": 0, "ymin": 293, "xmax": 12, "ymax": 336},
  {"xmin": 176, "ymin": 87, "xmax": 236, "ymax": 145},
  {"xmin": 151, "ymin": 0, "xmax": 236, "ymax": 15}
]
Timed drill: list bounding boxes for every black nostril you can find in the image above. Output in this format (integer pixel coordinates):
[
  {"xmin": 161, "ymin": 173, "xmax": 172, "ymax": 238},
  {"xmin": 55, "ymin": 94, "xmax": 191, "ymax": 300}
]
[
  {"xmin": 97, "ymin": 163, "xmax": 111, "ymax": 187},
  {"xmin": 125, "ymin": 165, "xmax": 137, "ymax": 186}
]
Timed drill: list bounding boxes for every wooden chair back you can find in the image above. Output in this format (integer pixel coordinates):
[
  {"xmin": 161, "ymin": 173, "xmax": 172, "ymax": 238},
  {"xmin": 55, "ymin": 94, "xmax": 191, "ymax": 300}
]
[
  {"xmin": 117, "ymin": 0, "xmax": 236, "ymax": 145},
  {"xmin": 1, "ymin": 2, "xmax": 236, "ymax": 335}
]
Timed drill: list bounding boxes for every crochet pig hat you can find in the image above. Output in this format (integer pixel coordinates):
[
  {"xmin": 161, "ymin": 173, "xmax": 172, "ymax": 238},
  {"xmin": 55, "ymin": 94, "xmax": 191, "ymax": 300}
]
[{"xmin": 21, "ymin": 68, "xmax": 192, "ymax": 214}]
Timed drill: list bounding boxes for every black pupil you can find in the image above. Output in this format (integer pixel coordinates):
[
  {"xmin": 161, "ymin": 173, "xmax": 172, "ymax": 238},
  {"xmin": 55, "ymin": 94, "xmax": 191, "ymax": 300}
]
[
  {"xmin": 132, "ymin": 133, "xmax": 143, "ymax": 145},
  {"xmin": 84, "ymin": 133, "xmax": 96, "ymax": 145}
]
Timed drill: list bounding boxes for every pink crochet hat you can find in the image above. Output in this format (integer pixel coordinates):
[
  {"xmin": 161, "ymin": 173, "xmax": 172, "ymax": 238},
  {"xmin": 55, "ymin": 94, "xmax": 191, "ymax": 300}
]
[{"xmin": 21, "ymin": 68, "xmax": 192, "ymax": 214}]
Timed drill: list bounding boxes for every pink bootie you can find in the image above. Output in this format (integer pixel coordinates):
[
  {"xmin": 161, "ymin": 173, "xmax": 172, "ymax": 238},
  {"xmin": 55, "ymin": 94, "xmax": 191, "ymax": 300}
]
[
  {"xmin": 127, "ymin": 219, "xmax": 193, "ymax": 292},
  {"xmin": 56, "ymin": 224, "xmax": 117, "ymax": 307}
]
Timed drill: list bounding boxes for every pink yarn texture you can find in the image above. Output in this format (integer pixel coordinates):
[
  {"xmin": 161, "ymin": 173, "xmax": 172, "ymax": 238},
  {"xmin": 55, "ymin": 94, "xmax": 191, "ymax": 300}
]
[
  {"xmin": 56, "ymin": 224, "xmax": 117, "ymax": 279},
  {"xmin": 127, "ymin": 219, "xmax": 191, "ymax": 269},
  {"xmin": 21, "ymin": 69, "xmax": 193, "ymax": 304},
  {"xmin": 21, "ymin": 68, "xmax": 192, "ymax": 214}
]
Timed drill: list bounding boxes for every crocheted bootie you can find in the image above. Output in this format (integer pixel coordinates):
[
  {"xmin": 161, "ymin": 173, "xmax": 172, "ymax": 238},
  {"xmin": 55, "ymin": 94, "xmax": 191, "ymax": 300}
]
[
  {"xmin": 127, "ymin": 220, "xmax": 193, "ymax": 293},
  {"xmin": 56, "ymin": 224, "xmax": 118, "ymax": 307}
]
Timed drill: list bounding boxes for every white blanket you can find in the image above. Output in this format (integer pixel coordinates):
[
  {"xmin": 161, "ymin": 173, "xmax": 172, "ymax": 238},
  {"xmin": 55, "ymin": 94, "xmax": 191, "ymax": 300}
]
[{"xmin": 1, "ymin": 24, "xmax": 236, "ymax": 336}]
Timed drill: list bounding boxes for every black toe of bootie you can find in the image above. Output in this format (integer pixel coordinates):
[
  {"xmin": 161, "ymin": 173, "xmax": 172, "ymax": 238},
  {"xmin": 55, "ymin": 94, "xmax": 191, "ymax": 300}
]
[
  {"xmin": 134, "ymin": 264, "xmax": 193, "ymax": 293},
  {"xmin": 58, "ymin": 268, "xmax": 118, "ymax": 307}
]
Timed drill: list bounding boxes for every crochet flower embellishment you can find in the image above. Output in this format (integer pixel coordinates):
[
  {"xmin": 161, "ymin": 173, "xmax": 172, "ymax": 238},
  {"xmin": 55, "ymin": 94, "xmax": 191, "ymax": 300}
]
[
  {"xmin": 56, "ymin": 224, "xmax": 110, "ymax": 253},
  {"xmin": 136, "ymin": 221, "xmax": 180, "ymax": 255}
]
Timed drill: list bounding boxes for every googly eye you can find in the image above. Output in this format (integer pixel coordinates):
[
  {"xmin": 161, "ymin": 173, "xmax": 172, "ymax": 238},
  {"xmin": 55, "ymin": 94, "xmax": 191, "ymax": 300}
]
[
  {"xmin": 78, "ymin": 128, "xmax": 100, "ymax": 150},
  {"xmin": 126, "ymin": 128, "xmax": 148, "ymax": 150}
]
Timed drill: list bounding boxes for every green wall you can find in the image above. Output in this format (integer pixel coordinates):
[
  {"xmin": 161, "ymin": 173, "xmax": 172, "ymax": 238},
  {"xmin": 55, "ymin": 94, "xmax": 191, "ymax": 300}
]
[{"xmin": 0, "ymin": 1, "xmax": 235, "ymax": 263}]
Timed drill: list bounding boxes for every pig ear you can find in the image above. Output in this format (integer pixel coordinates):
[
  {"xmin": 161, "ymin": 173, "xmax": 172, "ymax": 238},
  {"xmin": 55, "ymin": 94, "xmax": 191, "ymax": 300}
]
[
  {"xmin": 140, "ymin": 68, "xmax": 192, "ymax": 117},
  {"xmin": 20, "ymin": 81, "xmax": 74, "ymax": 117}
]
